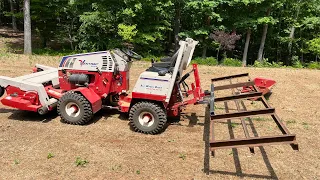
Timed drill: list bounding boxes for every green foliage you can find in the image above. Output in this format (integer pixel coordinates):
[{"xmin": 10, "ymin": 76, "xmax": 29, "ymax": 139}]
[
  {"xmin": 292, "ymin": 56, "xmax": 304, "ymax": 68},
  {"xmin": 47, "ymin": 153, "xmax": 54, "ymax": 159},
  {"xmin": 286, "ymin": 120, "xmax": 297, "ymax": 124},
  {"xmin": 179, "ymin": 153, "xmax": 186, "ymax": 160},
  {"xmin": 118, "ymin": 24, "xmax": 138, "ymax": 42},
  {"xmin": 307, "ymin": 62, "xmax": 320, "ymax": 69},
  {"xmin": 111, "ymin": 164, "xmax": 122, "ymax": 171},
  {"xmin": 75, "ymin": 157, "xmax": 89, "ymax": 167},
  {"xmin": 222, "ymin": 58, "xmax": 242, "ymax": 67},
  {"xmin": 302, "ymin": 122, "xmax": 309, "ymax": 129},
  {"xmin": 253, "ymin": 59, "xmax": 283, "ymax": 68},
  {"xmin": 230, "ymin": 122, "xmax": 238, "ymax": 128},
  {"xmin": 33, "ymin": 48, "xmax": 82, "ymax": 56},
  {"xmin": 192, "ymin": 57, "xmax": 218, "ymax": 66},
  {"xmin": 141, "ymin": 56, "xmax": 162, "ymax": 62},
  {"xmin": 14, "ymin": 159, "xmax": 19, "ymax": 165},
  {"xmin": 2, "ymin": 0, "xmax": 320, "ymax": 67},
  {"xmin": 307, "ymin": 38, "xmax": 320, "ymax": 56}
]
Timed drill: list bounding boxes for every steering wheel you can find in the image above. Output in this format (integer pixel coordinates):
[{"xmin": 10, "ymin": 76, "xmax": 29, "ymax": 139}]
[{"xmin": 121, "ymin": 49, "xmax": 142, "ymax": 60}]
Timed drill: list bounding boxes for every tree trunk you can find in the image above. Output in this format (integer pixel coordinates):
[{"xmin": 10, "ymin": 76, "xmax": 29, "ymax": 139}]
[
  {"xmin": 41, "ymin": 36, "xmax": 47, "ymax": 48},
  {"xmin": 24, "ymin": 0, "xmax": 32, "ymax": 54},
  {"xmin": 216, "ymin": 45, "xmax": 221, "ymax": 61},
  {"xmin": 257, "ymin": 8, "xmax": 271, "ymax": 62},
  {"xmin": 9, "ymin": 0, "xmax": 17, "ymax": 31},
  {"xmin": 287, "ymin": 26, "xmax": 295, "ymax": 64},
  {"xmin": 287, "ymin": 2, "xmax": 301, "ymax": 65},
  {"xmin": 202, "ymin": 45, "xmax": 207, "ymax": 58},
  {"xmin": 242, "ymin": 29, "xmax": 251, "ymax": 67},
  {"xmin": 174, "ymin": 1, "xmax": 181, "ymax": 50}
]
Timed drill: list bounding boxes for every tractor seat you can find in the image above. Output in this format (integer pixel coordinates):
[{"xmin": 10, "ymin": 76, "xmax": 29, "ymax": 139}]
[{"xmin": 147, "ymin": 51, "xmax": 179, "ymax": 74}]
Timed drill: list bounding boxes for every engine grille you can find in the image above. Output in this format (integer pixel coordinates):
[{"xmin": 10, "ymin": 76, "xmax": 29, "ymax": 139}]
[{"xmin": 101, "ymin": 54, "xmax": 114, "ymax": 71}]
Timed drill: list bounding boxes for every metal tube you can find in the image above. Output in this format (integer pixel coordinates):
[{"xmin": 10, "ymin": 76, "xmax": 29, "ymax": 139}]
[
  {"xmin": 214, "ymin": 81, "xmax": 255, "ymax": 91},
  {"xmin": 211, "ymin": 73, "xmax": 249, "ymax": 82}
]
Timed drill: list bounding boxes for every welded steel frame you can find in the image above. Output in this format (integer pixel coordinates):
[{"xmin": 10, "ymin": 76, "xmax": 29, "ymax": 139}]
[{"xmin": 207, "ymin": 73, "xmax": 298, "ymax": 155}]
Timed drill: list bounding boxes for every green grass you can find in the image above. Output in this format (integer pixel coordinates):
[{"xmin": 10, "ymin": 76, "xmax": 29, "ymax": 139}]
[
  {"xmin": 302, "ymin": 122, "xmax": 310, "ymax": 129},
  {"xmin": 221, "ymin": 58, "xmax": 242, "ymax": 67},
  {"xmin": 47, "ymin": 153, "xmax": 54, "ymax": 159},
  {"xmin": 250, "ymin": 117, "xmax": 268, "ymax": 122},
  {"xmin": 192, "ymin": 57, "xmax": 218, "ymax": 66},
  {"xmin": 111, "ymin": 164, "xmax": 122, "ymax": 171},
  {"xmin": 75, "ymin": 157, "xmax": 89, "ymax": 167},
  {"xmin": 286, "ymin": 120, "xmax": 297, "ymax": 125},
  {"xmin": 230, "ymin": 122, "xmax": 238, "ymax": 128},
  {"xmin": 179, "ymin": 153, "xmax": 186, "ymax": 160}
]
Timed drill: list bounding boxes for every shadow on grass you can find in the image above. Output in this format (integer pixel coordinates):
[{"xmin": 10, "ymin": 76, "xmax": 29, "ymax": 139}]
[
  {"xmin": 2, "ymin": 108, "xmax": 126, "ymax": 125},
  {"xmin": 202, "ymin": 105, "xmax": 278, "ymax": 179},
  {"xmin": 5, "ymin": 109, "xmax": 58, "ymax": 123}
]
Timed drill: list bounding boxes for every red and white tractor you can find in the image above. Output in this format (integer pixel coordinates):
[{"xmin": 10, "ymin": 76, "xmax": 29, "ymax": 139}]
[
  {"xmin": 0, "ymin": 39, "xmax": 199, "ymax": 134},
  {"xmin": 0, "ymin": 38, "xmax": 276, "ymax": 135}
]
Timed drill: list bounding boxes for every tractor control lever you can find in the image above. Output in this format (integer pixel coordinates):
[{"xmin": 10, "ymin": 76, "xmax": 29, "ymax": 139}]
[
  {"xmin": 179, "ymin": 69, "xmax": 195, "ymax": 84},
  {"xmin": 178, "ymin": 69, "xmax": 195, "ymax": 97}
]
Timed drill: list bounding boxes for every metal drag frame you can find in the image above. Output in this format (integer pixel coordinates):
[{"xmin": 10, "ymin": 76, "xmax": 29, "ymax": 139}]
[{"xmin": 206, "ymin": 73, "xmax": 298, "ymax": 155}]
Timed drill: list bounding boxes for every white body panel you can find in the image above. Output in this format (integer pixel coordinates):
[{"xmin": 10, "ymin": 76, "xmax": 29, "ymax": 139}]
[
  {"xmin": 133, "ymin": 72, "xmax": 171, "ymax": 96},
  {"xmin": 0, "ymin": 64, "xmax": 59, "ymax": 108},
  {"xmin": 58, "ymin": 50, "xmax": 130, "ymax": 72}
]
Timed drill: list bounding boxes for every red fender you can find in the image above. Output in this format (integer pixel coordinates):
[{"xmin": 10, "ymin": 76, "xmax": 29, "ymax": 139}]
[{"xmin": 74, "ymin": 87, "xmax": 102, "ymax": 113}]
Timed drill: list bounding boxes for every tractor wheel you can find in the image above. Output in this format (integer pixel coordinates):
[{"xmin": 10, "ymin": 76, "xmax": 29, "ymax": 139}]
[
  {"xmin": 57, "ymin": 92, "xmax": 93, "ymax": 125},
  {"xmin": 0, "ymin": 86, "xmax": 4, "ymax": 98},
  {"xmin": 129, "ymin": 101, "xmax": 167, "ymax": 134}
]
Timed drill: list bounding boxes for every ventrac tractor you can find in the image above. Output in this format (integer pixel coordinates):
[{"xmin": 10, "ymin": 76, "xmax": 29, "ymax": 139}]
[{"xmin": 0, "ymin": 39, "xmax": 200, "ymax": 134}]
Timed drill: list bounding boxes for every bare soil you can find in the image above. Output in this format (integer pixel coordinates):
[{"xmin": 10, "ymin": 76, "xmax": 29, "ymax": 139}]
[{"xmin": 0, "ymin": 28, "xmax": 320, "ymax": 180}]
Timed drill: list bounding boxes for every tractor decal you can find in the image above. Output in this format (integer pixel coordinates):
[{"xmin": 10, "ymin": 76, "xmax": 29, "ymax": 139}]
[
  {"xmin": 59, "ymin": 57, "xmax": 68, "ymax": 67},
  {"xmin": 140, "ymin": 77, "xmax": 169, "ymax": 82},
  {"xmin": 140, "ymin": 84, "xmax": 163, "ymax": 91},
  {"xmin": 78, "ymin": 60, "xmax": 99, "ymax": 67}
]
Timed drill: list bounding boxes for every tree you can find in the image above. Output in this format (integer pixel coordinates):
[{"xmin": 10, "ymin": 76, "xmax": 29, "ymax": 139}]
[
  {"xmin": 9, "ymin": 0, "xmax": 18, "ymax": 31},
  {"xmin": 179, "ymin": 0, "xmax": 221, "ymax": 58},
  {"xmin": 257, "ymin": 8, "xmax": 271, "ymax": 61},
  {"xmin": 24, "ymin": 0, "xmax": 32, "ymax": 54},
  {"xmin": 210, "ymin": 30, "xmax": 241, "ymax": 60},
  {"xmin": 242, "ymin": 29, "xmax": 251, "ymax": 66}
]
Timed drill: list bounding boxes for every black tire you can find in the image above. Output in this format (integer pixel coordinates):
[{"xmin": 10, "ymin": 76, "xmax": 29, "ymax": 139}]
[
  {"xmin": 129, "ymin": 101, "xmax": 167, "ymax": 134},
  {"xmin": 57, "ymin": 92, "xmax": 93, "ymax": 125},
  {"xmin": 0, "ymin": 86, "xmax": 4, "ymax": 98}
]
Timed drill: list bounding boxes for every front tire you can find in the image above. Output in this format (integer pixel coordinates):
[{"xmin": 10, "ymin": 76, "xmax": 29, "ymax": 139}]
[
  {"xmin": 57, "ymin": 92, "xmax": 93, "ymax": 125},
  {"xmin": 129, "ymin": 101, "xmax": 167, "ymax": 134}
]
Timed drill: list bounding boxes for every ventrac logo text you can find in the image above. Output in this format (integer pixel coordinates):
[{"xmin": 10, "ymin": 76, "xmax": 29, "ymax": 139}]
[{"xmin": 78, "ymin": 60, "xmax": 99, "ymax": 67}]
